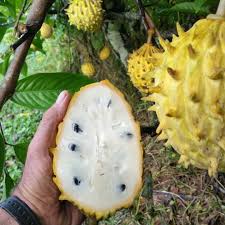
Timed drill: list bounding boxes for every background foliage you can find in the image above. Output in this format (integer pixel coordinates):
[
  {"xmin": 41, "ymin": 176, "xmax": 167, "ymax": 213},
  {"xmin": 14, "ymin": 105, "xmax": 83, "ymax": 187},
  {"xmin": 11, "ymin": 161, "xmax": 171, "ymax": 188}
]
[{"xmin": 0, "ymin": 0, "xmax": 224, "ymax": 224}]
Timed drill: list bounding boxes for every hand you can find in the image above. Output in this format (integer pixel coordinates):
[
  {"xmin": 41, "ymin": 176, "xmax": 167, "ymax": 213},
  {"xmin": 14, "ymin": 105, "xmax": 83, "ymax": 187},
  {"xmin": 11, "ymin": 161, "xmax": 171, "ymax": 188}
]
[{"xmin": 13, "ymin": 91, "xmax": 84, "ymax": 225}]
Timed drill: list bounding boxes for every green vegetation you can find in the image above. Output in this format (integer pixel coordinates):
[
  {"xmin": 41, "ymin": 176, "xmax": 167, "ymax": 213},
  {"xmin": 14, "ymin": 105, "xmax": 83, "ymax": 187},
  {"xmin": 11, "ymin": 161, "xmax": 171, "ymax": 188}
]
[{"xmin": 0, "ymin": 0, "xmax": 224, "ymax": 224}]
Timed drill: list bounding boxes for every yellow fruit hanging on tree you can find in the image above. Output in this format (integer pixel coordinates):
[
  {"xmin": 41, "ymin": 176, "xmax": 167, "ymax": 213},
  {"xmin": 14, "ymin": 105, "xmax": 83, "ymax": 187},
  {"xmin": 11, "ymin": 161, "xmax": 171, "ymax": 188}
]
[
  {"xmin": 144, "ymin": 14, "xmax": 225, "ymax": 177},
  {"xmin": 30, "ymin": 44, "xmax": 37, "ymax": 51},
  {"xmin": 40, "ymin": 23, "xmax": 53, "ymax": 39},
  {"xmin": 81, "ymin": 62, "xmax": 96, "ymax": 77},
  {"xmin": 99, "ymin": 46, "xmax": 111, "ymax": 61},
  {"xmin": 127, "ymin": 30, "xmax": 161, "ymax": 94},
  {"xmin": 66, "ymin": 0, "xmax": 103, "ymax": 32}
]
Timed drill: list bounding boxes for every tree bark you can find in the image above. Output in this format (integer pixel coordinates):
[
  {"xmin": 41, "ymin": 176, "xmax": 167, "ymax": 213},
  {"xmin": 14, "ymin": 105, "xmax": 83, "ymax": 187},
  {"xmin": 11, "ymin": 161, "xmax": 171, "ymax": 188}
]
[
  {"xmin": 217, "ymin": 0, "xmax": 225, "ymax": 17},
  {"xmin": 0, "ymin": 0, "xmax": 55, "ymax": 110}
]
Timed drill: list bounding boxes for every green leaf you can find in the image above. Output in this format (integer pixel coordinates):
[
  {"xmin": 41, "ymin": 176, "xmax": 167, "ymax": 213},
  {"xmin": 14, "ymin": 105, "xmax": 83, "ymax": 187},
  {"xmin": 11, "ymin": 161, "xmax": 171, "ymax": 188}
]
[
  {"xmin": 169, "ymin": 2, "xmax": 209, "ymax": 14},
  {"xmin": 14, "ymin": 142, "xmax": 29, "ymax": 164},
  {"xmin": 0, "ymin": 6, "xmax": 9, "ymax": 17},
  {"xmin": 205, "ymin": 0, "xmax": 220, "ymax": 9},
  {"xmin": 0, "ymin": 133, "xmax": 6, "ymax": 178},
  {"xmin": 0, "ymin": 0, "xmax": 16, "ymax": 18},
  {"xmin": 194, "ymin": 0, "xmax": 206, "ymax": 8},
  {"xmin": 21, "ymin": 62, "xmax": 28, "ymax": 77},
  {"xmin": 194, "ymin": 0, "xmax": 210, "ymax": 13},
  {"xmin": 1, "ymin": 171, "xmax": 15, "ymax": 200},
  {"xmin": 5, "ymin": 171, "xmax": 14, "ymax": 197},
  {"xmin": 0, "ymin": 12, "xmax": 7, "ymax": 23},
  {"xmin": 90, "ymin": 32, "xmax": 105, "ymax": 51},
  {"xmin": 12, "ymin": 72, "xmax": 94, "ymax": 110},
  {"xmin": 0, "ymin": 26, "xmax": 7, "ymax": 42},
  {"xmin": 15, "ymin": 0, "xmax": 24, "ymax": 11},
  {"xmin": 0, "ymin": 53, "xmax": 10, "ymax": 76}
]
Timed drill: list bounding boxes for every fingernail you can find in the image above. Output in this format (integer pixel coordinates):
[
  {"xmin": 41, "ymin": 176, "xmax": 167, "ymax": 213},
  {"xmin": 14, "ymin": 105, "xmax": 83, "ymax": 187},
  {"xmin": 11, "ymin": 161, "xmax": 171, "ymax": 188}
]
[{"xmin": 56, "ymin": 91, "xmax": 68, "ymax": 104}]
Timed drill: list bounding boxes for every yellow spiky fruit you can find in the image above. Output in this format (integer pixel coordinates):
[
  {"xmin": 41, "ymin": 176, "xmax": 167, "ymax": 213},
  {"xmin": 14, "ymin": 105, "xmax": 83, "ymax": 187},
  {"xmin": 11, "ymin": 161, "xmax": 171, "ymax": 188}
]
[
  {"xmin": 81, "ymin": 62, "xmax": 96, "ymax": 77},
  {"xmin": 145, "ymin": 17, "xmax": 225, "ymax": 177},
  {"xmin": 52, "ymin": 80, "xmax": 143, "ymax": 219},
  {"xmin": 99, "ymin": 46, "xmax": 111, "ymax": 61},
  {"xmin": 66, "ymin": 0, "xmax": 103, "ymax": 32},
  {"xmin": 127, "ymin": 43, "xmax": 161, "ymax": 94},
  {"xmin": 40, "ymin": 23, "xmax": 53, "ymax": 39}
]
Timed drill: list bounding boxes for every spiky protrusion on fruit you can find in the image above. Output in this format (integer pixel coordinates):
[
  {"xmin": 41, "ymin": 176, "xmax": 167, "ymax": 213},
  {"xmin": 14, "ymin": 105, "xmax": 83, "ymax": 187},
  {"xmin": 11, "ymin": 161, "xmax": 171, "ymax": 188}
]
[
  {"xmin": 66, "ymin": 0, "xmax": 103, "ymax": 32},
  {"xmin": 81, "ymin": 62, "xmax": 96, "ymax": 77},
  {"xmin": 52, "ymin": 80, "xmax": 143, "ymax": 219},
  {"xmin": 127, "ymin": 39, "xmax": 161, "ymax": 94},
  {"xmin": 40, "ymin": 23, "xmax": 53, "ymax": 39},
  {"xmin": 146, "ymin": 18, "xmax": 225, "ymax": 177},
  {"xmin": 99, "ymin": 46, "xmax": 111, "ymax": 61}
]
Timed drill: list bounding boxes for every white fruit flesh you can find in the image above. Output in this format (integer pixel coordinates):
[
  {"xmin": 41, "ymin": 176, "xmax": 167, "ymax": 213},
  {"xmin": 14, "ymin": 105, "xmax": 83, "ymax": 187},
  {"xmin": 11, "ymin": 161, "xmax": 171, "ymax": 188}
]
[{"xmin": 53, "ymin": 81, "xmax": 143, "ymax": 218}]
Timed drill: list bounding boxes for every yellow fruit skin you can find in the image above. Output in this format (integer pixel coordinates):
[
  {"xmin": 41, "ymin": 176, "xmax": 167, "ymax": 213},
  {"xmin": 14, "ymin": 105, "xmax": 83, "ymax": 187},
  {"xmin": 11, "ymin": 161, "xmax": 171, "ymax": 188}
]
[
  {"xmin": 66, "ymin": 0, "xmax": 103, "ymax": 32},
  {"xmin": 127, "ymin": 43, "xmax": 161, "ymax": 94},
  {"xmin": 40, "ymin": 23, "xmax": 53, "ymax": 39},
  {"xmin": 146, "ymin": 18, "xmax": 225, "ymax": 176},
  {"xmin": 99, "ymin": 46, "xmax": 111, "ymax": 60},
  {"xmin": 81, "ymin": 62, "xmax": 96, "ymax": 77}
]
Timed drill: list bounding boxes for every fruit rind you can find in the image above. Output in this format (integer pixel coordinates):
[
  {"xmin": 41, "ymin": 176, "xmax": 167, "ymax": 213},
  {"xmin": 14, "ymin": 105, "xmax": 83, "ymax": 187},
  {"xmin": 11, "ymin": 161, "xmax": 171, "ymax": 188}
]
[
  {"xmin": 99, "ymin": 46, "xmax": 111, "ymax": 61},
  {"xmin": 145, "ymin": 18, "xmax": 225, "ymax": 176},
  {"xmin": 81, "ymin": 62, "xmax": 96, "ymax": 77},
  {"xmin": 66, "ymin": 0, "xmax": 103, "ymax": 32},
  {"xmin": 40, "ymin": 23, "xmax": 53, "ymax": 39},
  {"xmin": 127, "ymin": 43, "xmax": 161, "ymax": 94}
]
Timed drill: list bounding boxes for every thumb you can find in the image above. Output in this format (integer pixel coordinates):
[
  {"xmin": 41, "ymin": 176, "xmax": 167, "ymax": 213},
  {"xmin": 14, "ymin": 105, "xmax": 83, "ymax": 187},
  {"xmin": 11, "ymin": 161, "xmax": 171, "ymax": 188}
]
[{"xmin": 28, "ymin": 91, "xmax": 71, "ymax": 157}]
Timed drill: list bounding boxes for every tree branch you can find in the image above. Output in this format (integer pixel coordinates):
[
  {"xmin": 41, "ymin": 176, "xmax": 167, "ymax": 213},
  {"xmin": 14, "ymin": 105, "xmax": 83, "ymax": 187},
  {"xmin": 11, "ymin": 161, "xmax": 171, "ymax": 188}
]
[
  {"xmin": 135, "ymin": 0, "xmax": 161, "ymax": 38},
  {"xmin": 0, "ymin": 0, "xmax": 55, "ymax": 110},
  {"xmin": 217, "ymin": 0, "xmax": 225, "ymax": 16}
]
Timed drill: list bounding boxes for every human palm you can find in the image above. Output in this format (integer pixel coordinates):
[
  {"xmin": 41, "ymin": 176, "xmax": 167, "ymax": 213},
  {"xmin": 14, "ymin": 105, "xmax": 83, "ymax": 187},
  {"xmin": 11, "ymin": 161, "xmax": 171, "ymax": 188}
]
[{"xmin": 13, "ymin": 91, "xmax": 84, "ymax": 225}]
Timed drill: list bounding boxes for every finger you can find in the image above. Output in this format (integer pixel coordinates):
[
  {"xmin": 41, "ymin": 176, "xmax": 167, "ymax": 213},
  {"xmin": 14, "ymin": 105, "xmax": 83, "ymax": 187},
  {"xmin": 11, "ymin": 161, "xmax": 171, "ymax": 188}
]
[
  {"xmin": 28, "ymin": 91, "xmax": 71, "ymax": 157},
  {"xmin": 64, "ymin": 202, "xmax": 85, "ymax": 225}
]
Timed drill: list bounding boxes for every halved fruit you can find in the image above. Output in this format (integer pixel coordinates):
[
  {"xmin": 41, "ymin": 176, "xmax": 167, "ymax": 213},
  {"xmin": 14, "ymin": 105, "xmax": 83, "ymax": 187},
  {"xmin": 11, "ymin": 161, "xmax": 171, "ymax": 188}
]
[{"xmin": 52, "ymin": 80, "xmax": 143, "ymax": 219}]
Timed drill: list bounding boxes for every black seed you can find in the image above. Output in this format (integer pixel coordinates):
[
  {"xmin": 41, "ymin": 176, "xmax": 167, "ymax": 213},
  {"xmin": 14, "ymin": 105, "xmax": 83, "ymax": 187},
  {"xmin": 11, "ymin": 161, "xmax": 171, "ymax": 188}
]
[
  {"xmin": 69, "ymin": 144, "xmax": 77, "ymax": 152},
  {"xmin": 126, "ymin": 132, "xmax": 133, "ymax": 138},
  {"xmin": 120, "ymin": 184, "xmax": 126, "ymax": 192},
  {"xmin": 107, "ymin": 99, "xmax": 112, "ymax": 108},
  {"xmin": 73, "ymin": 177, "xmax": 81, "ymax": 186},
  {"xmin": 73, "ymin": 123, "xmax": 83, "ymax": 133}
]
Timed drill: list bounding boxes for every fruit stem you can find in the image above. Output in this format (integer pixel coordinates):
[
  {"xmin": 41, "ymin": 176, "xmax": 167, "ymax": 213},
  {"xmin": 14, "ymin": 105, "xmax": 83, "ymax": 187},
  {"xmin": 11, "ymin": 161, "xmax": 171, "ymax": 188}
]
[
  {"xmin": 144, "ymin": 12, "xmax": 162, "ymax": 38},
  {"xmin": 216, "ymin": 0, "xmax": 225, "ymax": 17},
  {"xmin": 134, "ymin": 0, "xmax": 161, "ymax": 38},
  {"xmin": 147, "ymin": 29, "xmax": 154, "ymax": 44}
]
